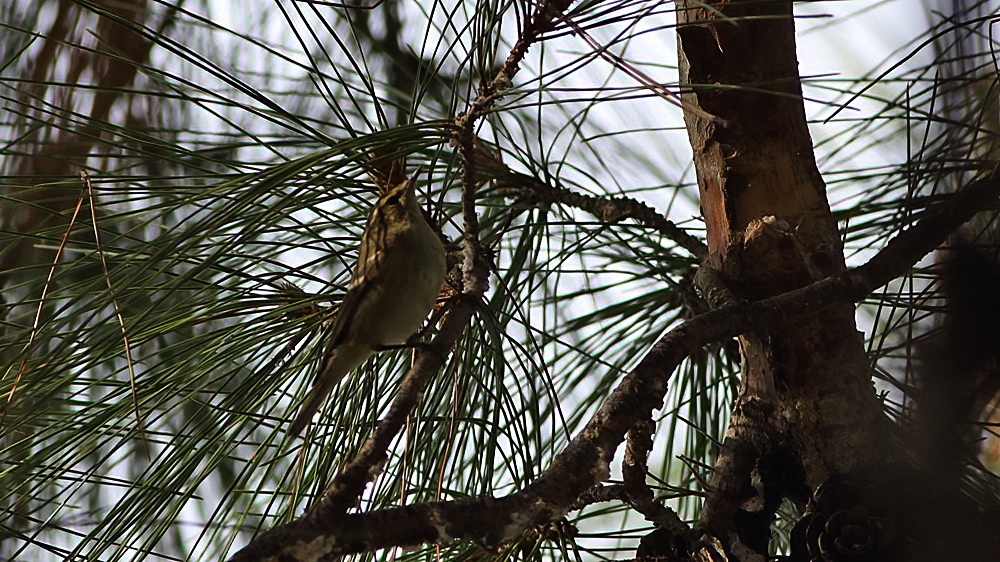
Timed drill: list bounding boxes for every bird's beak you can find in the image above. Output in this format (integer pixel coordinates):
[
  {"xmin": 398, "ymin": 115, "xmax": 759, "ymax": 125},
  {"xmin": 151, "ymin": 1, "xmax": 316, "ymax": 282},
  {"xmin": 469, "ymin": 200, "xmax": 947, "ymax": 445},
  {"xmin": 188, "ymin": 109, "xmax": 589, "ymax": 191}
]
[{"xmin": 406, "ymin": 167, "xmax": 422, "ymax": 193}]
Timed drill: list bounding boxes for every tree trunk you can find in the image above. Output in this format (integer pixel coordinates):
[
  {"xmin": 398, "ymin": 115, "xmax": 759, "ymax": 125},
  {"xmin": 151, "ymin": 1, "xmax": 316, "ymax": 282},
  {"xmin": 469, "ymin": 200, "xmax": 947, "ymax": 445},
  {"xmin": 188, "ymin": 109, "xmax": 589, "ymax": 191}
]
[{"xmin": 675, "ymin": 0, "xmax": 890, "ymax": 554}]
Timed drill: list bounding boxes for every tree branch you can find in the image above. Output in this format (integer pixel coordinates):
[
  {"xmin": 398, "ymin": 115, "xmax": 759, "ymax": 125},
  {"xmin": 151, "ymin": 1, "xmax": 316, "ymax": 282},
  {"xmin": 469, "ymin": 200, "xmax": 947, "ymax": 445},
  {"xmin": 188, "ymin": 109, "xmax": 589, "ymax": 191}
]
[
  {"xmin": 235, "ymin": 0, "xmax": 588, "ymax": 554},
  {"xmin": 306, "ymin": 296, "xmax": 479, "ymax": 515},
  {"xmin": 229, "ymin": 167, "xmax": 998, "ymax": 561},
  {"xmin": 624, "ymin": 419, "xmax": 692, "ymax": 541},
  {"xmin": 494, "ymin": 167, "xmax": 740, "ymax": 312},
  {"xmin": 495, "ymin": 172, "xmax": 709, "ymax": 260}
]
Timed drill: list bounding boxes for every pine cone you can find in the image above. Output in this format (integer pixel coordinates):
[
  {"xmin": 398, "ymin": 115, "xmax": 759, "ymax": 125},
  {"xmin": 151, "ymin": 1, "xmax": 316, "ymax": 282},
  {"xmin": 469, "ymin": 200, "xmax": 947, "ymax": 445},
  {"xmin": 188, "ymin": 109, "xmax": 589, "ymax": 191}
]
[
  {"xmin": 792, "ymin": 470, "xmax": 897, "ymax": 562},
  {"xmin": 791, "ymin": 463, "xmax": 1000, "ymax": 562}
]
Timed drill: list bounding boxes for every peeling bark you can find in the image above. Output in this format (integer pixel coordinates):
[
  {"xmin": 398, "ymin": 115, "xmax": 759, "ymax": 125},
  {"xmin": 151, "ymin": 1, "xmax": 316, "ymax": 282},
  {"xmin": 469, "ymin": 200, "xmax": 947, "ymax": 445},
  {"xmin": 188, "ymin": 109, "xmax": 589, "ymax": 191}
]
[{"xmin": 675, "ymin": 0, "xmax": 891, "ymax": 554}]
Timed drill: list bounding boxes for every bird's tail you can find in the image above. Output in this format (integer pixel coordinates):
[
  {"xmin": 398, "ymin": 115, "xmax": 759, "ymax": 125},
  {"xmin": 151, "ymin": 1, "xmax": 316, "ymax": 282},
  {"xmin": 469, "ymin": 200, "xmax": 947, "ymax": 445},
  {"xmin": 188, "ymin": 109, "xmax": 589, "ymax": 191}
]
[{"xmin": 288, "ymin": 342, "xmax": 371, "ymax": 436}]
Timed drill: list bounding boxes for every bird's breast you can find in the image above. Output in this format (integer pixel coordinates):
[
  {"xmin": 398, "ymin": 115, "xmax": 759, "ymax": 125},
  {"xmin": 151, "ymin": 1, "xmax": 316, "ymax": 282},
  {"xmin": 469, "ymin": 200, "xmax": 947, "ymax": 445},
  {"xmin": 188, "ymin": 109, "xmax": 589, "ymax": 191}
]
[{"xmin": 352, "ymin": 223, "xmax": 446, "ymax": 347}]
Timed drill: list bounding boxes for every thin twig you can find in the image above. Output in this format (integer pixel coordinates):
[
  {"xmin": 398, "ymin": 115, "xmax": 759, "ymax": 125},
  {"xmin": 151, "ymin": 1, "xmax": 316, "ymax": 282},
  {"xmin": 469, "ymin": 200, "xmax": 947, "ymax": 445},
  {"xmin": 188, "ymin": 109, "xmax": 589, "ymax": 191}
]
[
  {"xmin": 494, "ymin": 160, "xmax": 740, "ymax": 308},
  {"xmin": 495, "ymin": 172, "xmax": 708, "ymax": 260}
]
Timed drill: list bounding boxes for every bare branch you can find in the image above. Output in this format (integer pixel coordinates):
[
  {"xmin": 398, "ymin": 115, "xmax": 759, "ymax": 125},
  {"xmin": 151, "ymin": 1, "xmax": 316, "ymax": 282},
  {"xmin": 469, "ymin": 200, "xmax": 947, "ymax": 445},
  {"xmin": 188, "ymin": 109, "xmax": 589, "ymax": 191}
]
[{"xmin": 624, "ymin": 419, "xmax": 692, "ymax": 539}]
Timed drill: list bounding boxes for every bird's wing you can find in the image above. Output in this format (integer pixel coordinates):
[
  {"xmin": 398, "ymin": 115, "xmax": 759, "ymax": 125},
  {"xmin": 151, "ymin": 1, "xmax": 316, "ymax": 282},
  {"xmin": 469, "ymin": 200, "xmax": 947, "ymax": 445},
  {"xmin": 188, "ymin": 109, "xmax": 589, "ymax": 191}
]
[
  {"xmin": 351, "ymin": 192, "xmax": 391, "ymax": 283},
  {"xmin": 289, "ymin": 282, "xmax": 372, "ymax": 436}
]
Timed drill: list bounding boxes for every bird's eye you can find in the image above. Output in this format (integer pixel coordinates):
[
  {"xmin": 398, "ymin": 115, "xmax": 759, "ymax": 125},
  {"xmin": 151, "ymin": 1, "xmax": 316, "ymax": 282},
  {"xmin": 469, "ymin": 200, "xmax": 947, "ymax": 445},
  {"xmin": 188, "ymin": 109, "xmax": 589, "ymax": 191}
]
[{"xmin": 384, "ymin": 194, "xmax": 402, "ymax": 206}]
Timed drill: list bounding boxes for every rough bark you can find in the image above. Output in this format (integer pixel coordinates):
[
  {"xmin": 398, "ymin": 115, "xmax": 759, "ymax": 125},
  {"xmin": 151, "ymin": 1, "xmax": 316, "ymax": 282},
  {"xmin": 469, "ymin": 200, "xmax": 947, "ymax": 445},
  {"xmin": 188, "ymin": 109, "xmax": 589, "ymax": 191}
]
[{"xmin": 675, "ymin": 0, "xmax": 890, "ymax": 553}]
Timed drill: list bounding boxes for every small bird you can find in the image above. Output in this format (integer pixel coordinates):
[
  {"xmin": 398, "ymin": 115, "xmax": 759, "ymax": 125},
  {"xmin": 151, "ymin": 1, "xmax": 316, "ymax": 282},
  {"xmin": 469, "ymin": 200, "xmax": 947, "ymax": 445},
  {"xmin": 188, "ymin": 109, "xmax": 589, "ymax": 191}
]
[{"xmin": 289, "ymin": 171, "xmax": 447, "ymax": 436}]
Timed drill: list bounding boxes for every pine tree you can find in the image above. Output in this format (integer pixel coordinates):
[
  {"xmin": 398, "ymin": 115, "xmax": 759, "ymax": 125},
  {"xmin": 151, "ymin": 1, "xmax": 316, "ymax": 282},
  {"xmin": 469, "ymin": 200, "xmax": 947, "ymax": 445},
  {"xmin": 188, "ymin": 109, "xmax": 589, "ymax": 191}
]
[{"xmin": 2, "ymin": 1, "xmax": 998, "ymax": 560}]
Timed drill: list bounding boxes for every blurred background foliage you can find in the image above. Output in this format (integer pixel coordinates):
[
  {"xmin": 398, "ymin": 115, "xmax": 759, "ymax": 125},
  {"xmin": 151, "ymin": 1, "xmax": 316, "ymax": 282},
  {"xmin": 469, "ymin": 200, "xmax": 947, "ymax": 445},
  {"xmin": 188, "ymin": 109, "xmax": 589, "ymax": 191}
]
[{"xmin": 0, "ymin": 0, "xmax": 997, "ymax": 560}]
